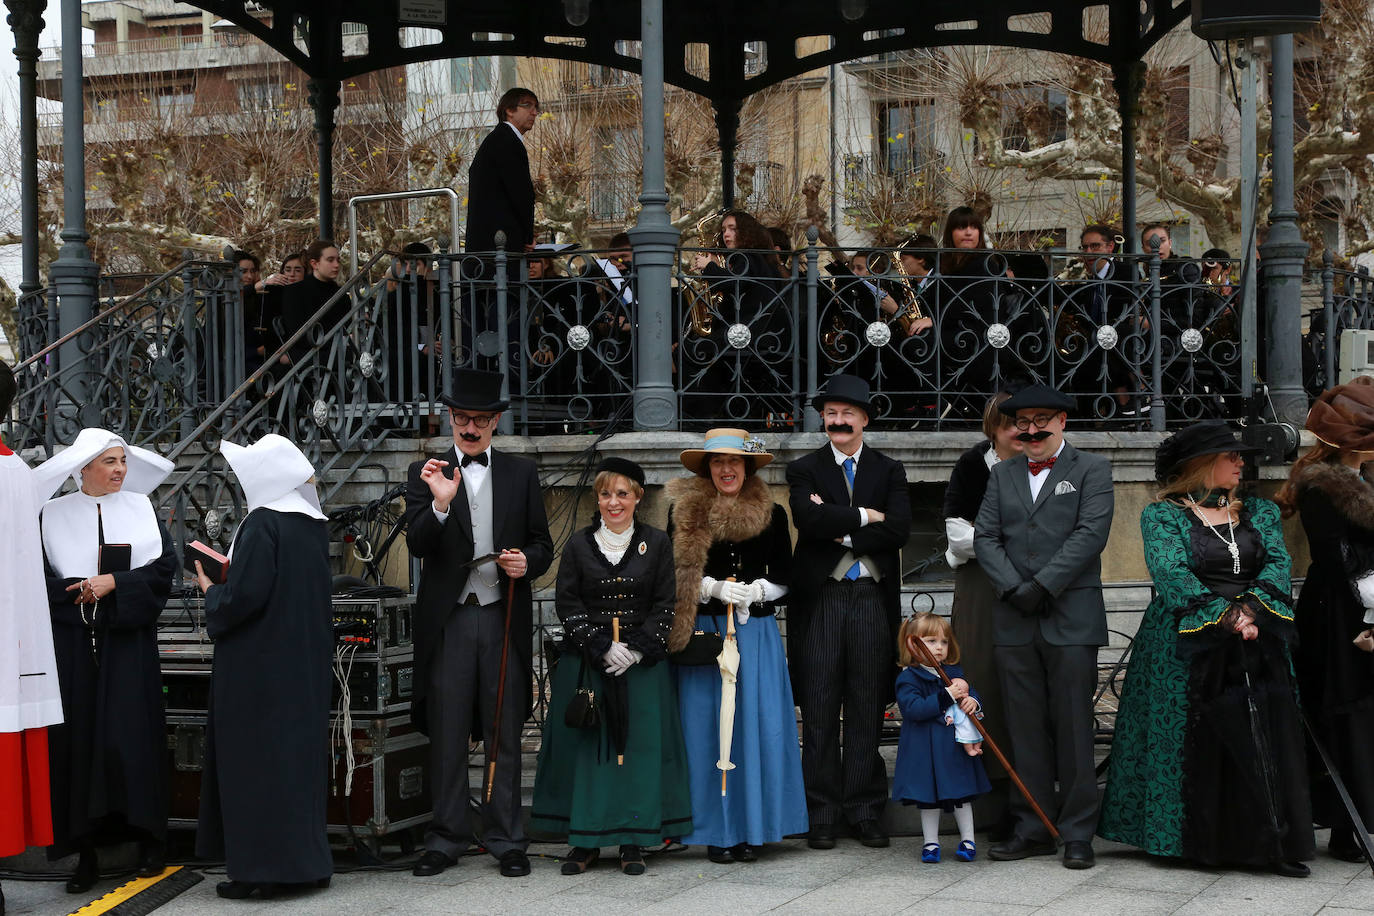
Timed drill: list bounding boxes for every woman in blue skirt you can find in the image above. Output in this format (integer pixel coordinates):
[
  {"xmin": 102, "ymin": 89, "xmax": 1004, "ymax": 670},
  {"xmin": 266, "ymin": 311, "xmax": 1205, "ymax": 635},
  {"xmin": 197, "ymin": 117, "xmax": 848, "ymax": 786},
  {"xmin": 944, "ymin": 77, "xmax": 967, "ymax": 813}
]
[{"xmin": 667, "ymin": 429, "xmax": 808, "ymax": 863}]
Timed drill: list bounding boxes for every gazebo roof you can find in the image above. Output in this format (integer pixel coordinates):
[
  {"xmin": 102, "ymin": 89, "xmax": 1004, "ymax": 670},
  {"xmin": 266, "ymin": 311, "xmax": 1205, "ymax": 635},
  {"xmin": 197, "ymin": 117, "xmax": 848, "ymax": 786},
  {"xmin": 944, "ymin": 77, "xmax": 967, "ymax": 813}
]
[{"xmin": 195, "ymin": 0, "xmax": 1188, "ymax": 100}]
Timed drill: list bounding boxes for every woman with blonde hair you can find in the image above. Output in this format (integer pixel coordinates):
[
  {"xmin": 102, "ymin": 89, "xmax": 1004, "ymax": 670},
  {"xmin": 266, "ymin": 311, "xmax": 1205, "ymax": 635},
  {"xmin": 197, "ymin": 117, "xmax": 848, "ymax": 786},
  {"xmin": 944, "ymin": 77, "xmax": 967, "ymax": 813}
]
[
  {"xmin": 1099, "ymin": 420, "xmax": 1314, "ymax": 876},
  {"xmin": 1277, "ymin": 378, "xmax": 1374, "ymax": 862}
]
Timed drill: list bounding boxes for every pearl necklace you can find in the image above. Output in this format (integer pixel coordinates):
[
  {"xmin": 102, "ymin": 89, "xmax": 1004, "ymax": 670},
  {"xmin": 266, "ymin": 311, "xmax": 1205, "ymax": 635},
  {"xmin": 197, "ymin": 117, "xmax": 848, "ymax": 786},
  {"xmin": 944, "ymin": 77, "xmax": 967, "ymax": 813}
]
[
  {"xmin": 594, "ymin": 523, "xmax": 633, "ymax": 562},
  {"xmin": 1193, "ymin": 506, "xmax": 1241, "ymax": 575}
]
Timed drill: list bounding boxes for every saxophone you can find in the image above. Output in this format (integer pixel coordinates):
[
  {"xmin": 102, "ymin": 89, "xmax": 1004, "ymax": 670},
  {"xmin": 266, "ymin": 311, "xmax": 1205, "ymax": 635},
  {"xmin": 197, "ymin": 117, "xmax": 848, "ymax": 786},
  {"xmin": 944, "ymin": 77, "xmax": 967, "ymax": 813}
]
[{"xmin": 868, "ymin": 249, "xmax": 926, "ymax": 336}]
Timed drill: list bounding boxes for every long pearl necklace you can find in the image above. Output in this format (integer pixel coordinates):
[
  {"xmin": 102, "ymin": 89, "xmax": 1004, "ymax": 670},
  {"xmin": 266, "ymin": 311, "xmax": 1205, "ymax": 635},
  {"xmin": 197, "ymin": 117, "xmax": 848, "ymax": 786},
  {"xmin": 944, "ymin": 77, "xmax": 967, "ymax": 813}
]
[
  {"xmin": 1193, "ymin": 502, "xmax": 1241, "ymax": 575},
  {"xmin": 594, "ymin": 522, "xmax": 633, "ymax": 563}
]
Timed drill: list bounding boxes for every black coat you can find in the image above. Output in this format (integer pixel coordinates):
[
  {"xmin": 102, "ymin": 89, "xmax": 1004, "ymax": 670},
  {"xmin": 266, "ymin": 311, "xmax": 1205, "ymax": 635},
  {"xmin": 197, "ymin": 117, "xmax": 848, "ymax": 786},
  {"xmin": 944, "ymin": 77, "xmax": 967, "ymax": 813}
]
[
  {"xmin": 44, "ymin": 522, "xmax": 174, "ymax": 856},
  {"xmin": 1294, "ymin": 461, "xmax": 1374, "ymax": 828},
  {"xmin": 785, "ymin": 443, "xmax": 911, "ymax": 678},
  {"xmin": 195, "ymin": 510, "xmax": 333, "ymax": 884},
  {"xmin": 465, "ymin": 123, "xmax": 535, "ymax": 254},
  {"xmin": 555, "ymin": 523, "xmax": 676, "ymax": 663},
  {"xmin": 943, "ymin": 440, "xmax": 994, "ymax": 522},
  {"xmin": 281, "ymin": 274, "xmax": 345, "ymax": 359},
  {"xmin": 403, "ymin": 446, "xmax": 553, "ymax": 733}
]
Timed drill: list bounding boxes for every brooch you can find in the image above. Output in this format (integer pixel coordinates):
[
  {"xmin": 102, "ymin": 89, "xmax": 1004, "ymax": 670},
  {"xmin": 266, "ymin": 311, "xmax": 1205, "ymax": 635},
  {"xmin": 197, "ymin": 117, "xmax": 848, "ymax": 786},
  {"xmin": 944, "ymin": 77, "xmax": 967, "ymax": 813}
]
[{"xmin": 638, "ymin": 541, "xmax": 647, "ymax": 555}]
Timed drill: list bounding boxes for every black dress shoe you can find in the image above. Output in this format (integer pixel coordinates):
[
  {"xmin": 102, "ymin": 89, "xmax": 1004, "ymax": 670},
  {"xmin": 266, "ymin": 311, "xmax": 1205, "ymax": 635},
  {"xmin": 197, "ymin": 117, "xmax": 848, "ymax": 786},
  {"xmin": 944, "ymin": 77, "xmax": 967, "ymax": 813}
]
[
  {"xmin": 619, "ymin": 844, "xmax": 646, "ymax": 876},
  {"xmin": 1271, "ymin": 860, "xmax": 1311, "ymax": 878},
  {"xmin": 855, "ymin": 820, "xmax": 890, "ymax": 848},
  {"xmin": 136, "ymin": 841, "xmax": 166, "ymax": 878},
  {"xmin": 65, "ymin": 849, "xmax": 98, "ymax": 894},
  {"xmin": 411, "ymin": 850, "xmax": 456, "ymax": 877},
  {"xmin": 1062, "ymin": 840, "xmax": 1095, "ymax": 869},
  {"xmin": 707, "ymin": 845, "xmax": 734, "ymax": 864},
  {"xmin": 807, "ymin": 825, "xmax": 836, "ymax": 850},
  {"xmin": 1329, "ymin": 828, "xmax": 1367, "ymax": 863},
  {"xmin": 730, "ymin": 843, "xmax": 757, "ymax": 863},
  {"xmin": 988, "ymin": 836, "xmax": 1057, "ymax": 861},
  {"xmin": 560, "ymin": 847, "xmax": 599, "ymax": 875},
  {"xmin": 498, "ymin": 850, "xmax": 530, "ymax": 877},
  {"xmin": 215, "ymin": 881, "xmax": 278, "ymax": 900}
]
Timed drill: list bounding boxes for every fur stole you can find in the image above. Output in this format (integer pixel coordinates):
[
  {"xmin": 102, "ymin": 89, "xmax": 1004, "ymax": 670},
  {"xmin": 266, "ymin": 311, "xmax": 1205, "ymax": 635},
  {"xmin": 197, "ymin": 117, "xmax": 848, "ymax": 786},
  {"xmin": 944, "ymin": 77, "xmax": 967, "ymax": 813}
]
[
  {"xmin": 1295, "ymin": 460, "xmax": 1374, "ymax": 531},
  {"xmin": 665, "ymin": 473, "xmax": 776, "ymax": 652}
]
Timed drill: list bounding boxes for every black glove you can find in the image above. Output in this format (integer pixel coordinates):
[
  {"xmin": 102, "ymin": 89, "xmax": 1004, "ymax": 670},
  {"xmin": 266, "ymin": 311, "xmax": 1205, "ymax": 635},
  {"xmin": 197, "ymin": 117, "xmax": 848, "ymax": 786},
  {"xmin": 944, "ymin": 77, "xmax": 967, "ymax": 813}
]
[{"xmin": 1006, "ymin": 579, "xmax": 1051, "ymax": 617}]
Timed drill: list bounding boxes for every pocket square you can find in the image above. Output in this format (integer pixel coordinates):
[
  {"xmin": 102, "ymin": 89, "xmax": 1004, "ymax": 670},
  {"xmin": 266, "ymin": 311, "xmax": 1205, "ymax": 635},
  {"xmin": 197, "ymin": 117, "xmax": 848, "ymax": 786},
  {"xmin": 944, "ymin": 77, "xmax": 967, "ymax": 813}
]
[{"xmin": 1053, "ymin": 480, "xmax": 1077, "ymax": 495}]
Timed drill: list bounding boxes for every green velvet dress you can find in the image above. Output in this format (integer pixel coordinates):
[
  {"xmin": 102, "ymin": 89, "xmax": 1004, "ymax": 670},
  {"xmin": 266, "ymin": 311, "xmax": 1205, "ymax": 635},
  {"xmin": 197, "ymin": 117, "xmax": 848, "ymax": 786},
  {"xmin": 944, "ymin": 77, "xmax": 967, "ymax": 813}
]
[
  {"xmin": 530, "ymin": 523, "xmax": 693, "ymax": 848},
  {"xmin": 1098, "ymin": 498, "xmax": 1314, "ymax": 865}
]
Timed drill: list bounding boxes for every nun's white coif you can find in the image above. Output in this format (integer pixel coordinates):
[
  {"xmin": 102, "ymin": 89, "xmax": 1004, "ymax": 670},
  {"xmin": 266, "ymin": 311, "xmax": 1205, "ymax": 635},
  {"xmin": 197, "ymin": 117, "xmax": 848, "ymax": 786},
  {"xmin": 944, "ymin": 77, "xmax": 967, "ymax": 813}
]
[{"xmin": 220, "ymin": 435, "xmax": 327, "ymax": 521}]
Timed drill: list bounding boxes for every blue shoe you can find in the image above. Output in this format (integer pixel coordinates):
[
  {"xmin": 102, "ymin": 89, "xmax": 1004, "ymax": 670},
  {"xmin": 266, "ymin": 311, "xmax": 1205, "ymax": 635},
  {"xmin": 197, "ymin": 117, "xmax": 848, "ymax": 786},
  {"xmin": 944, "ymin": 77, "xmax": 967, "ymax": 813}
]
[
  {"xmin": 955, "ymin": 840, "xmax": 976, "ymax": 861},
  {"xmin": 921, "ymin": 843, "xmax": 941, "ymax": 864}
]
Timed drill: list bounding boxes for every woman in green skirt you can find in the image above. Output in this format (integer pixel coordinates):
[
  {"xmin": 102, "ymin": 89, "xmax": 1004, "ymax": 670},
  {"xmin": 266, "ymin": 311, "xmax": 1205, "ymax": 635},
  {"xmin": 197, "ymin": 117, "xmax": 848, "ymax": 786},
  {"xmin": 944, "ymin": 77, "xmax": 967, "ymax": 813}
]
[{"xmin": 531, "ymin": 457, "xmax": 692, "ymax": 876}]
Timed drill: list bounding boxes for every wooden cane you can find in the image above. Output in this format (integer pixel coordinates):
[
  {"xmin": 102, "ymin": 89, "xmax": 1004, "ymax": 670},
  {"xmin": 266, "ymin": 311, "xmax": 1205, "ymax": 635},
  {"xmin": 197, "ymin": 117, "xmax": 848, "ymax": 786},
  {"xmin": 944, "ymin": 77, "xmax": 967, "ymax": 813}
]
[
  {"xmin": 612, "ymin": 616, "xmax": 623, "ymax": 765},
  {"xmin": 907, "ymin": 634, "xmax": 1061, "ymax": 841},
  {"xmin": 484, "ymin": 576, "xmax": 517, "ymax": 804}
]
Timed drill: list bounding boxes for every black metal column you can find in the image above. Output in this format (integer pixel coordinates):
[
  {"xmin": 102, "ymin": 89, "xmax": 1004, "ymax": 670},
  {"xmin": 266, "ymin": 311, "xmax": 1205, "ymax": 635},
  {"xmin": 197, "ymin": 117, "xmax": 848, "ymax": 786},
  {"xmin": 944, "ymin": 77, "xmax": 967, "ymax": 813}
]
[
  {"xmin": 5, "ymin": 0, "xmax": 45, "ymax": 296},
  {"xmin": 308, "ymin": 78, "xmax": 340, "ymax": 239},
  {"xmin": 714, "ymin": 98, "xmax": 742, "ymax": 210},
  {"xmin": 1113, "ymin": 60, "xmax": 1142, "ymax": 254}
]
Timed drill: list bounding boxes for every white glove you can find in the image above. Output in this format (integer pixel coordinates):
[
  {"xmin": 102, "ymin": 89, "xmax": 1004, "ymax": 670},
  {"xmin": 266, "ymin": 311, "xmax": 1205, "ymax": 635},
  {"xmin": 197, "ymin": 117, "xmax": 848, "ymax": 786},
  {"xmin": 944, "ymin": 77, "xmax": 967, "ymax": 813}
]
[
  {"xmin": 723, "ymin": 580, "xmax": 766, "ymax": 624},
  {"xmin": 604, "ymin": 642, "xmax": 643, "ymax": 676},
  {"xmin": 700, "ymin": 576, "xmax": 732, "ymax": 603}
]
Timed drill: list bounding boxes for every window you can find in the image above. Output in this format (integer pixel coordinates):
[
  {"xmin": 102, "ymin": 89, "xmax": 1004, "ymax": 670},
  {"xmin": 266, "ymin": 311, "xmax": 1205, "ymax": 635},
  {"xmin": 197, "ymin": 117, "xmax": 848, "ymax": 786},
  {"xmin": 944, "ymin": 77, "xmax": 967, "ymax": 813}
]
[
  {"xmin": 999, "ymin": 85, "xmax": 1067, "ymax": 151},
  {"xmin": 590, "ymin": 126, "xmax": 637, "ymax": 221},
  {"xmin": 878, "ymin": 99, "xmax": 937, "ymax": 174},
  {"xmin": 743, "ymin": 41, "xmax": 767, "ymax": 76},
  {"xmin": 450, "ymin": 57, "xmax": 493, "ymax": 95},
  {"xmin": 155, "ymin": 86, "xmax": 195, "ymax": 118},
  {"xmin": 237, "ymin": 81, "xmax": 282, "ymax": 112}
]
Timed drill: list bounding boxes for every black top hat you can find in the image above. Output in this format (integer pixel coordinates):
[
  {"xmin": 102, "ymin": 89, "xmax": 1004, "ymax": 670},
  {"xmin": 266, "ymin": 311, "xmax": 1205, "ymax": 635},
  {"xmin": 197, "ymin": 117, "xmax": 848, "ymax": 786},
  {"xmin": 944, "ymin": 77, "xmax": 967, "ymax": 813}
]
[
  {"xmin": 440, "ymin": 368, "xmax": 510, "ymax": 412},
  {"xmin": 812, "ymin": 374, "xmax": 872, "ymax": 414},
  {"xmin": 998, "ymin": 383, "xmax": 1074, "ymax": 416},
  {"xmin": 1154, "ymin": 419, "xmax": 1260, "ymax": 482}
]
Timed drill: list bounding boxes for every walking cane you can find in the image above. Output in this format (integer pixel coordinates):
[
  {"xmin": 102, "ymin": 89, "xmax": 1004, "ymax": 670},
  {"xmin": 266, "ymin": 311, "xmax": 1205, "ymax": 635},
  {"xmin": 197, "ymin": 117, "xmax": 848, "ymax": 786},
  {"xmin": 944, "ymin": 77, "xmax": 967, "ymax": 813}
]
[
  {"xmin": 484, "ymin": 576, "xmax": 517, "ymax": 804},
  {"xmin": 612, "ymin": 616, "xmax": 623, "ymax": 765},
  {"xmin": 907, "ymin": 634, "xmax": 1060, "ymax": 841}
]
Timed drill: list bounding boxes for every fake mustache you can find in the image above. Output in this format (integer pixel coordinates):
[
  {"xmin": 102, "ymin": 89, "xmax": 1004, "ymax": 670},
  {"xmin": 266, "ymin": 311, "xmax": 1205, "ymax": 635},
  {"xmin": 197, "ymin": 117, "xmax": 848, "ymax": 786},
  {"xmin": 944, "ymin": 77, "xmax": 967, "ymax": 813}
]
[
  {"xmin": 826, "ymin": 423, "xmax": 854, "ymax": 434},
  {"xmin": 459, "ymin": 432, "xmax": 482, "ymax": 442},
  {"xmin": 1015, "ymin": 430, "xmax": 1053, "ymax": 442}
]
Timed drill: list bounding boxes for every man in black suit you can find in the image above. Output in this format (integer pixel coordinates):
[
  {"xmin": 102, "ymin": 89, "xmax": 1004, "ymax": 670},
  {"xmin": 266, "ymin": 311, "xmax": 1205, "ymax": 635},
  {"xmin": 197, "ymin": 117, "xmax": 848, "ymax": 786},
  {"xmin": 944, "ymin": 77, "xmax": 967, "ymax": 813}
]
[
  {"xmin": 404, "ymin": 368, "xmax": 553, "ymax": 879},
  {"xmin": 465, "ymin": 87, "xmax": 539, "ymax": 269},
  {"xmin": 973, "ymin": 383, "xmax": 1114, "ymax": 869},
  {"xmin": 786, "ymin": 374, "xmax": 912, "ymax": 849}
]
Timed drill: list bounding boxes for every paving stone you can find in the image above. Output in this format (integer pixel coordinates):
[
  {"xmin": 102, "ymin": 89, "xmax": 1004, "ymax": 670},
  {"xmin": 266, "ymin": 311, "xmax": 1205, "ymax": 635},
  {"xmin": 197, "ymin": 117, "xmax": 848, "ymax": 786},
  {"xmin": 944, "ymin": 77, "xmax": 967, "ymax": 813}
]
[
  {"xmin": 1172, "ymin": 872, "xmax": 1341, "ymax": 916},
  {"xmin": 1041, "ymin": 883, "xmax": 1192, "ymax": 915}
]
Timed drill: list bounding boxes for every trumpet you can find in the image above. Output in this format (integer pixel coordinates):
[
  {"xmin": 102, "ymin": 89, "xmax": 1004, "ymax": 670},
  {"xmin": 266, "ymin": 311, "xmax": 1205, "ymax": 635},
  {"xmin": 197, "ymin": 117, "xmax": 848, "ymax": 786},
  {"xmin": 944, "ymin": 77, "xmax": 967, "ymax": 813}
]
[{"xmin": 867, "ymin": 248, "xmax": 927, "ymax": 337}]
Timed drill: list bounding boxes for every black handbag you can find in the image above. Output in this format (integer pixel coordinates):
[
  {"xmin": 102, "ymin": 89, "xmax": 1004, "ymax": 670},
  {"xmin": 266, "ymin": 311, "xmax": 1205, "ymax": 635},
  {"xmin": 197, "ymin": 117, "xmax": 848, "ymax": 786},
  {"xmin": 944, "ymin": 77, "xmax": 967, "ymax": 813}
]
[
  {"xmin": 668, "ymin": 630, "xmax": 725, "ymax": 666},
  {"xmin": 564, "ymin": 659, "xmax": 601, "ymax": 729}
]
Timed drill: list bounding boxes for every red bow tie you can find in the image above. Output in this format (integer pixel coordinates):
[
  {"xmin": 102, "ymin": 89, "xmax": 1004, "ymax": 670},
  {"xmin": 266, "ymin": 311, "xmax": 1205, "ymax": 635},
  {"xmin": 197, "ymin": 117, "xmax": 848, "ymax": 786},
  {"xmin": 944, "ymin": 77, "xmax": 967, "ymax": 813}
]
[{"xmin": 1028, "ymin": 457, "xmax": 1057, "ymax": 475}]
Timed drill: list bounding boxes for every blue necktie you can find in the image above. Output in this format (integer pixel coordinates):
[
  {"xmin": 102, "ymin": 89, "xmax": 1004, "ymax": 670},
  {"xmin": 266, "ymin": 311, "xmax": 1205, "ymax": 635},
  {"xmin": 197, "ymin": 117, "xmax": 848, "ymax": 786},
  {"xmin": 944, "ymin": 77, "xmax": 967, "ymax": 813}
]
[{"xmin": 843, "ymin": 458, "xmax": 862, "ymax": 580}]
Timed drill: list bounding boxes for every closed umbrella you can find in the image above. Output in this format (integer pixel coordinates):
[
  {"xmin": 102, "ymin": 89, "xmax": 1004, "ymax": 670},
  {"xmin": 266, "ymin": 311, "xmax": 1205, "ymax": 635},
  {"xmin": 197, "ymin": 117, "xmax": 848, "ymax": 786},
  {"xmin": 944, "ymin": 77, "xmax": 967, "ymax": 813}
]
[{"xmin": 717, "ymin": 592, "xmax": 740, "ymax": 795}]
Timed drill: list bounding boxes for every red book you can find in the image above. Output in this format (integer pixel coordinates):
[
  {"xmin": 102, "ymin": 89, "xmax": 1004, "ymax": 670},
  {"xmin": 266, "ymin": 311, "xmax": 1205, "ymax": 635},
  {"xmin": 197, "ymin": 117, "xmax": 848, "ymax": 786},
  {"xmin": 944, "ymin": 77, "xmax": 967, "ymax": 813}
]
[{"xmin": 183, "ymin": 540, "xmax": 230, "ymax": 585}]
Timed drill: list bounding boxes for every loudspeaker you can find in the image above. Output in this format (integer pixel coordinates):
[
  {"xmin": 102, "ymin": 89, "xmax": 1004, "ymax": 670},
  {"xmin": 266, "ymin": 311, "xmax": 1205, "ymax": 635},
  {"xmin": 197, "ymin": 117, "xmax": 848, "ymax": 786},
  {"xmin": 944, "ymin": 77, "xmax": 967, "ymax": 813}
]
[{"xmin": 1191, "ymin": 0, "xmax": 1321, "ymax": 40}]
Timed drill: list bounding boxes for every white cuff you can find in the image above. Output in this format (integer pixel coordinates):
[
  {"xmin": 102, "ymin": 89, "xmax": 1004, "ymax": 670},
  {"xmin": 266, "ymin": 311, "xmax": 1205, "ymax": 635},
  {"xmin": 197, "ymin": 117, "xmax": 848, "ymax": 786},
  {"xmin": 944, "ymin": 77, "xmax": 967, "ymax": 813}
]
[
  {"xmin": 857, "ymin": 507, "xmax": 870, "ymax": 527},
  {"xmin": 841, "ymin": 534, "xmax": 853, "ymax": 548},
  {"xmin": 432, "ymin": 502, "xmax": 449, "ymax": 523},
  {"xmin": 1357, "ymin": 571, "xmax": 1374, "ymax": 618},
  {"xmin": 945, "ymin": 517, "xmax": 975, "ymax": 568},
  {"xmin": 756, "ymin": 578, "xmax": 787, "ymax": 602}
]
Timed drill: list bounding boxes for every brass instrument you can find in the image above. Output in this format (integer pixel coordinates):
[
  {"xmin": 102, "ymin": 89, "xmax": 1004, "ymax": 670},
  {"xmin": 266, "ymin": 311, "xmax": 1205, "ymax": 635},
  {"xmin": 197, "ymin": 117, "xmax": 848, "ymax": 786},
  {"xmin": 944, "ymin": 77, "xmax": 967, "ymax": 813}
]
[
  {"xmin": 680, "ymin": 212, "xmax": 726, "ymax": 338},
  {"xmin": 867, "ymin": 248, "xmax": 927, "ymax": 337}
]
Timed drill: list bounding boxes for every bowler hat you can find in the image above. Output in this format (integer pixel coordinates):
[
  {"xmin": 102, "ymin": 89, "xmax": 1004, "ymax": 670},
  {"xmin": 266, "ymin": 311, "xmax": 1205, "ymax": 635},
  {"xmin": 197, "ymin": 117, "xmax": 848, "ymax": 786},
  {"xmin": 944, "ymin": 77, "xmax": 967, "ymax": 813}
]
[
  {"xmin": 679, "ymin": 428, "xmax": 773, "ymax": 476},
  {"xmin": 440, "ymin": 368, "xmax": 509, "ymax": 412},
  {"xmin": 998, "ymin": 383, "xmax": 1075, "ymax": 417},
  {"xmin": 1307, "ymin": 377, "xmax": 1374, "ymax": 451},
  {"xmin": 1154, "ymin": 420, "xmax": 1260, "ymax": 482},
  {"xmin": 812, "ymin": 374, "xmax": 872, "ymax": 414}
]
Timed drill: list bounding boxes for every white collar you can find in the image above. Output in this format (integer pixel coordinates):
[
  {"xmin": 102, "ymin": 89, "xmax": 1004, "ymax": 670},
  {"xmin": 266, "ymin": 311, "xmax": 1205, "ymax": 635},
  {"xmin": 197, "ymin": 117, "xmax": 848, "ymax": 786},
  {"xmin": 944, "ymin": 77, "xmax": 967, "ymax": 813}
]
[
  {"xmin": 504, "ymin": 120, "xmax": 526, "ymax": 144},
  {"xmin": 41, "ymin": 489, "xmax": 164, "ymax": 578},
  {"xmin": 830, "ymin": 442, "xmax": 863, "ymax": 466}
]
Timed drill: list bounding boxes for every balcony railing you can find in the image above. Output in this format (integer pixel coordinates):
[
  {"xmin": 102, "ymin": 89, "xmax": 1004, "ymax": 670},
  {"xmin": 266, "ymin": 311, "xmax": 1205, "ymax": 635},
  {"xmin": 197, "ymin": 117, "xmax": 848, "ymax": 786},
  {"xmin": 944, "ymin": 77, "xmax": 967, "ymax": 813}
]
[{"xmin": 6, "ymin": 242, "xmax": 1351, "ymax": 464}]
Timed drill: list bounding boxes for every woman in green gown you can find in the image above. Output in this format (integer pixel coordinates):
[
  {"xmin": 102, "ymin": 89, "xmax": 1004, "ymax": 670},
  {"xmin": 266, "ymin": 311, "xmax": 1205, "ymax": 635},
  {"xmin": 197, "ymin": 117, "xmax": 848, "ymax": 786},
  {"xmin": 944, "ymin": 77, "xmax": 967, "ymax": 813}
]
[
  {"xmin": 531, "ymin": 457, "xmax": 691, "ymax": 875},
  {"xmin": 1099, "ymin": 420, "xmax": 1314, "ymax": 877}
]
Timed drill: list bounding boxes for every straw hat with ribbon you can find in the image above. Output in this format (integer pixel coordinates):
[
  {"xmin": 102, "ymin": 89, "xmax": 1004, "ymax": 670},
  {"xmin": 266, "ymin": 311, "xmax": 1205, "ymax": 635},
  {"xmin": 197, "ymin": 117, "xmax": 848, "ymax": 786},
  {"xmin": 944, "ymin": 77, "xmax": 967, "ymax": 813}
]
[{"xmin": 678, "ymin": 428, "xmax": 773, "ymax": 477}]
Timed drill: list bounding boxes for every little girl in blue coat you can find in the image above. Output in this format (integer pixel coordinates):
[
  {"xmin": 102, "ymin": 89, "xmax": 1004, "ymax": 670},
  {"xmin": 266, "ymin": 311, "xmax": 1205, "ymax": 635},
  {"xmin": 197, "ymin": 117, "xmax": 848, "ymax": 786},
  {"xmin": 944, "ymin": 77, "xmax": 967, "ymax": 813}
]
[{"xmin": 892, "ymin": 613, "xmax": 991, "ymax": 863}]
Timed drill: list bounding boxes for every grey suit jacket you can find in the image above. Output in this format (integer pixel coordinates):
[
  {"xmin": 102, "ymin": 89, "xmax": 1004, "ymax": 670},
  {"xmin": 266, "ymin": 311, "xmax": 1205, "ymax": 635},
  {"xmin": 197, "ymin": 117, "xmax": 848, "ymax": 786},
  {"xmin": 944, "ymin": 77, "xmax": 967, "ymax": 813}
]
[{"xmin": 973, "ymin": 441, "xmax": 1114, "ymax": 647}]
